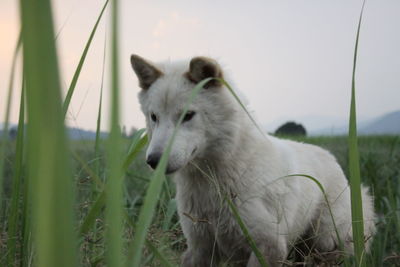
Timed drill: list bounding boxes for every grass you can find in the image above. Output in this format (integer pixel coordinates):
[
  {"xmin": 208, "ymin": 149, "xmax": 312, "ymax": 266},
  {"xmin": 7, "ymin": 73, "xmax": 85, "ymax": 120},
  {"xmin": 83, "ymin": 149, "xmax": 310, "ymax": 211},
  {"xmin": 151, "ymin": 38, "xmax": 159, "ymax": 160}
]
[
  {"xmin": 62, "ymin": 0, "xmax": 109, "ymax": 118},
  {"xmin": 2, "ymin": 135, "xmax": 399, "ymax": 266},
  {"xmin": 104, "ymin": 0, "xmax": 124, "ymax": 266},
  {"xmin": 19, "ymin": 0, "xmax": 77, "ymax": 266},
  {"xmin": 348, "ymin": 1, "xmax": 367, "ymax": 265},
  {"xmin": 1, "ymin": 0, "xmax": 399, "ymax": 266}
]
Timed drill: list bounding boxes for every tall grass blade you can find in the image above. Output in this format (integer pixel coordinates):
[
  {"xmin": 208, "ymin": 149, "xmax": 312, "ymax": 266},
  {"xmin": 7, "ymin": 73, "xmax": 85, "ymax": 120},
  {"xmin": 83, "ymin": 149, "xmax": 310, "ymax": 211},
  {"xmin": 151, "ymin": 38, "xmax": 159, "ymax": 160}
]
[
  {"xmin": 105, "ymin": 0, "xmax": 124, "ymax": 265},
  {"xmin": 145, "ymin": 240, "xmax": 174, "ymax": 267},
  {"xmin": 19, "ymin": 0, "xmax": 78, "ymax": 266},
  {"xmin": 21, "ymin": 80, "xmax": 32, "ymax": 267},
  {"xmin": 123, "ymin": 212, "xmax": 174, "ymax": 267},
  {"xmin": 217, "ymin": 78, "xmax": 267, "ymax": 139},
  {"xmin": 6, "ymin": 81, "xmax": 25, "ymax": 266},
  {"xmin": 348, "ymin": 1, "xmax": 367, "ymax": 266},
  {"xmin": 89, "ymin": 38, "xmax": 105, "ymax": 258},
  {"xmin": 284, "ymin": 174, "xmax": 344, "ymax": 250},
  {"xmin": 0, "ymin": 32, "xmax": 21, "ymax": 215},
  {"xmin": 62, "ymin": 0, "xmax": 109, "ymax": 118},
  {"xmin": 94, "ymin": 29, "xmax": 107, "ymax": 189},
  {"xmin": 161, "ymin": 199, "xmax": 177, "ymax": 231},
  {"xmin": 123, "ymin": 129, "xmax": 147, "ymax": 170},
  {"xmin": 73, "ymin": 151, "xmax": 105, "ymax": 190},
  {"xmin": 126, "ymin": 78, "xmax": 212, "ymax": 267},
  {"xmin": 79, "ymin": 131, "xmax": 147, "ymax": 236},
  {"xmin": 81, "ymin": 192, "xmax": 106, "ymax": 236}
]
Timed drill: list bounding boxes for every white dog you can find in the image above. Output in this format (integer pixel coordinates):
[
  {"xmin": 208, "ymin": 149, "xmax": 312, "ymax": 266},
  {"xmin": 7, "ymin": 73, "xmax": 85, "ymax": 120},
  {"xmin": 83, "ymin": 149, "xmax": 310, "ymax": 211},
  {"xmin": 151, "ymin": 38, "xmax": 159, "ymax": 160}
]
[{"xmin": 130, "ymin": 55, "xmax": 375, "ymax": 267}]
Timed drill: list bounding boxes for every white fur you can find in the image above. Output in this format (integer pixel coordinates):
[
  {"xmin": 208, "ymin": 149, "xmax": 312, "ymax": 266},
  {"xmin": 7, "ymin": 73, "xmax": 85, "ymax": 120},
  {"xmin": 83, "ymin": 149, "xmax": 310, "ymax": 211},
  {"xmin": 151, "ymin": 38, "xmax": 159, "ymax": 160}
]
[{"xmin": 134, "ymin": 57, "xmax": 376, "ymax": 267}]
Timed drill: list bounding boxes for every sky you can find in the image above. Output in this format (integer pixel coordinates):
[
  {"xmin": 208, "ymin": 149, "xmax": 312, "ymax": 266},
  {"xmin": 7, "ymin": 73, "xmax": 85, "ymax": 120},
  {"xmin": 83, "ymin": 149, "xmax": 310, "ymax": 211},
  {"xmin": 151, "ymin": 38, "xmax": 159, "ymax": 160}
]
[{"xmin": 1, "ymin": 0, "xmax": 399, "ymax": 133}]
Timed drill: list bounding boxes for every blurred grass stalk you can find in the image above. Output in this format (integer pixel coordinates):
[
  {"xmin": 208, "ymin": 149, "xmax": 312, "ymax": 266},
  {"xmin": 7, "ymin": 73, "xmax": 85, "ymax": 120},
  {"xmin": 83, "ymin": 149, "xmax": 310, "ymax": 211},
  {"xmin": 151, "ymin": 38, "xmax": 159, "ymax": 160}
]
[
  {"xmin": 105, "ymin": 0, "xmax": 125, "ymax": 266},
  {"xmin": 348, "ymin": 1, "xmax": 366, "ymax": 266},
  {"xmin": 19, "ymin": 0, "xmax": 77, "ymax": 266}
]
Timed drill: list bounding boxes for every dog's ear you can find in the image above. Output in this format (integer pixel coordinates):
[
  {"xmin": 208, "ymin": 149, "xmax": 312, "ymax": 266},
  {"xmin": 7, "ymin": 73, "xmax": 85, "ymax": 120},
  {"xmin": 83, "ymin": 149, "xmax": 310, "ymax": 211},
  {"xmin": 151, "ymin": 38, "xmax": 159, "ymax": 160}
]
[
  {"xmin": 130, "ymin": 54, "xmax": 163, "ymax": 90},
  {"xmin": 186, "ymin": 57, "xmax": 223, "ymax": 88}
]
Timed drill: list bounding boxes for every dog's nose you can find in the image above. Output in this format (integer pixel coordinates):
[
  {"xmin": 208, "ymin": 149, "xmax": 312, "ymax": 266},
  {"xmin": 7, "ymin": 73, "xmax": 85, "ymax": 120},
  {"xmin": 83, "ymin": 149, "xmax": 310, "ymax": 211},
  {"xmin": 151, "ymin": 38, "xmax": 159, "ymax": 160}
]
[{"xmin": 146, "ymin": 153, "xmax": 161, "ymax": 169}]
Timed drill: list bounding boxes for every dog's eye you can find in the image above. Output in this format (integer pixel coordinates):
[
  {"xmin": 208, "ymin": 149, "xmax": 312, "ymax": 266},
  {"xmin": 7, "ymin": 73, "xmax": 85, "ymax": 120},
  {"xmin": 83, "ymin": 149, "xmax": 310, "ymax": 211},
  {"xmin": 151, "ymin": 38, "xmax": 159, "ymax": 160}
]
[
  {"xmin": 150, "ymin": 113, "xmax": 157, "ymax": 122},
  {"xmin": 183, "ymin": 111, "xmax": 196, "ymax": 122}
]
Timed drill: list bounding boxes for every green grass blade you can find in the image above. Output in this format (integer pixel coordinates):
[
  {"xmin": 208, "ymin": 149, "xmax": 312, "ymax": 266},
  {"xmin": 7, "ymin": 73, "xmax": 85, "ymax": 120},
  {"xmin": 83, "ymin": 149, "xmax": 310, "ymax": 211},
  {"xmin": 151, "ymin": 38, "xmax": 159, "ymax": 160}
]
[
  {"xmin": 283, "ymin": 174, "xmax": 344, "ymax": 251},
  {"xmin": 348, "ymin": 1, "xmax": 367, "ymax": 266},
  {"xmin": 0, "ymin": 31, "xmax": 21, "ymax": 216},
  {"xmin": 123, "ymin": 212, "xmax": 174, "ymax": 267},
  {"xmin": 88, "ymin": 87, "xmax": 103, "ymax": 267},
  {"xmin": 105, "ymin": 0, "xmax": 124, "ymax": 265},
  {"xmin": 19, "ymin": 0, "xmax": 78, "ymax": 266},
  {"xmin": 94, "ymin": 29, "xmax": 107, "ymax": 182},
  {"xmin": 217, "ymin": 78, "xmax": 267, "ymax": 139},
  {"xmin": 81, "ymin": 192, "xmax": 106, "ymax": 235},
  {"xmin": 126, "ymin": 129, "xmax": 146, "ymax": 154},
  {"xmin": 123, "ymin": 129, "xmax": 147, "ymax": 170},
  {"xmin": 79, "ymin": 131, "xmax": 147, "ymax": 236},
  {"xmin": 6, "ymin": 82, "xmax": 25, "ymax": 266},
  {"xmin": 161, "ymin": 199, "xmax": 177, "ymax": 231},
  {"xmin": 62, "ymin": 0, "xmax": 109, "ymax": 118},
  {"xmin": 73, "ymin": 151, "xmax": 105, "ymax": 190},
  {"xmin": 21, "ymin": 81, "xmax": 32, "ymax": 267},
  {"xmin": 87, "ymin": 31, "xmax": 107, "ymax": 258},
  {"xmin": 145, "ymin": 240, "xmax": 174, "ymax": 267},
  {"xmin": 126, "ymin": 77, "xmax": 212, "ymax": 267}
]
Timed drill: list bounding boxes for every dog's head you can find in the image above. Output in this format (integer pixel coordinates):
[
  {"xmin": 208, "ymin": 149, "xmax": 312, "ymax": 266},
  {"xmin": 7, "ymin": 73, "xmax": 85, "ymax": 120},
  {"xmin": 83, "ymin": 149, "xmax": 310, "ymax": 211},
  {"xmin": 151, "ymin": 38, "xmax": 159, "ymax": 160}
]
[{"xmin": 130, "ymin": 55, "xmax": 240, "ymax": 174}]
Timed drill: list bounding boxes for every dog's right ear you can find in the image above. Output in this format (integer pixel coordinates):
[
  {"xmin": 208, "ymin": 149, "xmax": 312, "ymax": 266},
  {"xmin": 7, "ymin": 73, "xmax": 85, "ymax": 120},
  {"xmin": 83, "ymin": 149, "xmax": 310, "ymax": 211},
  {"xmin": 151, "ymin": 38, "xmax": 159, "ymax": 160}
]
[
  {"xmin": 130, "ymin": 54, "xmax": 163, "ymax": 90},
  {"xmin": 186, "ymin": 57, "xmax": 223, "ymax": 88}
]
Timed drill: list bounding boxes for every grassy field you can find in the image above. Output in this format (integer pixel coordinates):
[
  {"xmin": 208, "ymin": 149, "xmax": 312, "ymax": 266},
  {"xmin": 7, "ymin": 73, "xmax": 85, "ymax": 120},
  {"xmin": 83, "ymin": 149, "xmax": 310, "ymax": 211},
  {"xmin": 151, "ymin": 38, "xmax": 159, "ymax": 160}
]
[
  {"xmin": 1, "ymin": 135, "xmax": 400, "ymax": 266},
  {"xmin": 1, "ymin": 0, "xmax": 399, "ymax": 266}
]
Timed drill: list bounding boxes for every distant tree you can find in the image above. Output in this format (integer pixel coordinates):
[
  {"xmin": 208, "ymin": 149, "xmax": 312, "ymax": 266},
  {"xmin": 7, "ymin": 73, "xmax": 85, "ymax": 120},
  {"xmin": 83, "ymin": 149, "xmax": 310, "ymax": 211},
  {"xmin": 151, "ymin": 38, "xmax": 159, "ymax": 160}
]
[
  {"xmin": 122, "ymin": 125, "xmax": 128, "ymax": 138},
  {"xmin": 9, "ymin": 127, "xmax": 18, "ymax": 140},
  {"xmin": 129, "ymin": 126, "xmax": 138, "ymax": 137},
  {"xmin": 275, "ymin": 121, "xmax": 307, "ymax": 136}
]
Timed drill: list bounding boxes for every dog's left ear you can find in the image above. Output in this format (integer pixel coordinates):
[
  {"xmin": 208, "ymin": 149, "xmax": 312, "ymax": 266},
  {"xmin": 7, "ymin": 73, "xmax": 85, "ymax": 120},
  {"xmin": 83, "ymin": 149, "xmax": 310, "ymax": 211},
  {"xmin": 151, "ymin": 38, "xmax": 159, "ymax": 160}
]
[
  {"xmin": 130, "ymin": 54, "xmax": 163, "ymax": 90},
  {"xmin": 186, "ymin": 57, "xmax": 223, "ymax": 88}
]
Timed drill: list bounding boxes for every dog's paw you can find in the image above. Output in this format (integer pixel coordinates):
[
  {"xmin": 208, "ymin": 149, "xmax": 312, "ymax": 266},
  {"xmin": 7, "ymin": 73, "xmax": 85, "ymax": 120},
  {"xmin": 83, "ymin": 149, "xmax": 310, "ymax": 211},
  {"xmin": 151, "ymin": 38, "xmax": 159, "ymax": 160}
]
[{"xmin": 181, "ymin": 249, "xmax": 193, "ymax": 267}]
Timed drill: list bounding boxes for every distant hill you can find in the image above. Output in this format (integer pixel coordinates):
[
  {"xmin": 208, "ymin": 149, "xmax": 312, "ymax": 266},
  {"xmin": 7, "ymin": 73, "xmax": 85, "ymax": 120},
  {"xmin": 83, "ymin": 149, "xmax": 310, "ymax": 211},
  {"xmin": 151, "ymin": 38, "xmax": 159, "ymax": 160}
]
[
  {"xmin": 359, "ymin": 110, "xmax": 400, "ymax": 135},
  {"xmin": 0, "ymin": 124, "xmax": 108, "ymax": 140},
  {"xmin": 266, "ymin": 110, "xmax": 400, "ymax": 136},
  {"xmin": 310, "ymin": 110, "xmax": 400, "ymax": 136},
  {"xmin": 68, "ymin": 127, "xmax": 108, "ymax": 140}
]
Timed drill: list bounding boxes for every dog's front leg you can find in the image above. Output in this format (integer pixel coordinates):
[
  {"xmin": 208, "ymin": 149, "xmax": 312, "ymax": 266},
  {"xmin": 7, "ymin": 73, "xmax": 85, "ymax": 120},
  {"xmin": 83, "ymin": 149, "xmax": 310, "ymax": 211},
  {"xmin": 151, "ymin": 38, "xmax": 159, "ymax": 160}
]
[
  {"xmin": 180, "ymin": 223, "xmax": 219, "ymax": 267},
  {"xmin": 181, "ymin": 246, "xmax": 218, "ymax": 267},
  {"xmin": 246, "ymin": 238, "xmax": 287, "ymax": 267}
]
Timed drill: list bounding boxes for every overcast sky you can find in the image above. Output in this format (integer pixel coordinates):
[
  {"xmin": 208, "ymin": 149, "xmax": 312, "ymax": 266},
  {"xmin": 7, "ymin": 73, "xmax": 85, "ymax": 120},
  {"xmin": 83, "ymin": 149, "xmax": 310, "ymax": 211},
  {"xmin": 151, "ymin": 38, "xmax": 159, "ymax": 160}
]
[{"xmin": 1, "ymin": 0, "xmax": 399, "ymax": 132}]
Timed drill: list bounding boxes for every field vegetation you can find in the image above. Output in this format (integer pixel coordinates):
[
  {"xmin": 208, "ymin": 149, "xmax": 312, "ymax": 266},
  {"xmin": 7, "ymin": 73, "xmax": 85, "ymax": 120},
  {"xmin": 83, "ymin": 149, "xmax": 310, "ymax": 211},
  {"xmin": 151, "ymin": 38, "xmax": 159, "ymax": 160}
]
[{"xmin": 1, "ymin": 135, "xmax": 399, "ymax": 266}]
